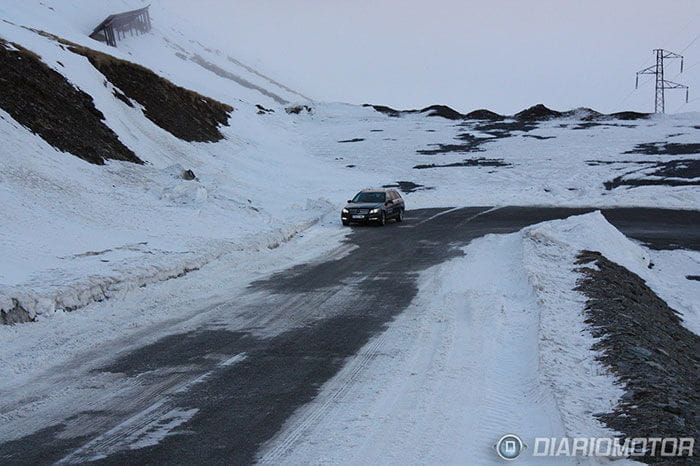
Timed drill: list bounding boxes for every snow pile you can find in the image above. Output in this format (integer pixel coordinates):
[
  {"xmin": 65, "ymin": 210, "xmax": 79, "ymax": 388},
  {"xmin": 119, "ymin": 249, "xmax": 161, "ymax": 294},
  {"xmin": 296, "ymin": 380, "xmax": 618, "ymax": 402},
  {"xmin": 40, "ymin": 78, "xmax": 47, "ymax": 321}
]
[{"xmin": 520, "ymin": 212, "xmax": 647, "ymax": 439}]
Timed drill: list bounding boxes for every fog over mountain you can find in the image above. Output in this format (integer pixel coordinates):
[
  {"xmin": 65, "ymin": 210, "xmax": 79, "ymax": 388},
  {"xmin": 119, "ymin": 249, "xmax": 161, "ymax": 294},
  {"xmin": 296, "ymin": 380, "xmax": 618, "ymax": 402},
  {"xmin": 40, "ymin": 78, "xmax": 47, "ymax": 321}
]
[{"xmin": 169, "ymin": 0, "xmax": 700, "ymax": 114}]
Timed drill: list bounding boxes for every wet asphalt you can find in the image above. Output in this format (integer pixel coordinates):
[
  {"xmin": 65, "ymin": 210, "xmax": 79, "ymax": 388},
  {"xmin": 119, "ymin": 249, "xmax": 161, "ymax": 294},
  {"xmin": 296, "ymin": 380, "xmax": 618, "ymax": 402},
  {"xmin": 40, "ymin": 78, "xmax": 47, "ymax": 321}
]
[{"xmin": 1, "ymin": 206, "xmax": 698, "ymax": 465}]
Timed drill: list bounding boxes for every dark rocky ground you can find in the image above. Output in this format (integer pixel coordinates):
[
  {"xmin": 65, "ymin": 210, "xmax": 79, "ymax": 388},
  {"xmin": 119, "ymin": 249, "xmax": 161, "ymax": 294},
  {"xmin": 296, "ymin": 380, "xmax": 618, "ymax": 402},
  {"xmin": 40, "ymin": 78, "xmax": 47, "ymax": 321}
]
[
  {"xmin": 417, "ymin": 120, "xmax": 543, "ymax": 156},
  {"xmin": 70, "ymin": 45, "xmax": 233, "ymax": 143},
  {"xmin": 514, "ymin": 103, "xmax": 562, "ymax": 120},
  {"xmin": 413, "ymin": 157, "xmax": 510, "ymax": 169},
  {"xmin": 365, "ymin": 102, "xmax": 648, "ymax": 122},
  {"xmin": 625, "ymin": 143, "xmax": 700, "ymax": 156},
  {"xmin": 381, "ymin": 181, "xmax": 434, "ymax": 193},
  {"xmin": 603, "ymin": 159, "xmax": 700, "ymax": 190},
  {"xmin": 0, "ymin": 38, "xmax": 140, "ymax": 165},
  {"xmin": 575, "ymin": 251, "xmax": 699, "ymax": 464}
]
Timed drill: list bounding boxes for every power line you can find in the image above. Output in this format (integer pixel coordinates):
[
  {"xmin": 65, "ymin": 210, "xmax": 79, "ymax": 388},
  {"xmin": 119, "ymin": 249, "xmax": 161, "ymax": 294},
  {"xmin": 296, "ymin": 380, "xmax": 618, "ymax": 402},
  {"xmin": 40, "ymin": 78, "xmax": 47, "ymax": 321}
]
[
  {"xmin": 673, "ymin": 96, "xmax": 700, "ymax": 113},
  {"xmin": 635, "ymin": 49, "xmax": 689, "ymax": 113},
  {"xmin": 613, "ymin": 13, "xmax": 699, "ymax": 113},
  {"xmin": 680, "ymin": 31, "xmax": 700, "ymax": 53}
]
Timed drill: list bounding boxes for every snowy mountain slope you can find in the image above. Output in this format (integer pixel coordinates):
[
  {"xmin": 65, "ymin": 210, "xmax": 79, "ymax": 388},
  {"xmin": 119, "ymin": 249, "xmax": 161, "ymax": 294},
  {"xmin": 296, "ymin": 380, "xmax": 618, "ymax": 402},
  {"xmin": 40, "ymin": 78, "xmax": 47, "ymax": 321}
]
[
  {"xmin": 0, "ymin": 1, "xmax": 697, "ymax": 327},
  {"xmin": 0, "ymin": 0, "xmax": 311, "ymax": 108},
  {"xmin": 0, "ymin": 2, "xmax": 368, "ymax": 321},
  {"xmin": 0, "ymin": 2, "xmax": 697, "ymax": 463}
]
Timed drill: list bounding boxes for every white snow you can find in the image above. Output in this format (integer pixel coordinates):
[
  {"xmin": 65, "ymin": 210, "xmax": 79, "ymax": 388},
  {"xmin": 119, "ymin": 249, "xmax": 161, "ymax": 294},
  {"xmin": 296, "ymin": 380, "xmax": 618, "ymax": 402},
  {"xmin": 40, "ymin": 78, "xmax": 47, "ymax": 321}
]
[
  {"xmin": 521, "ymin": 213, "xmax": 633, "ymax": 443},
  {"xmin": 0, "ymin": 1, "xmax": 698, "ymax": 321},
  {"xmin": 259, "ymin": 212, "xmax": 663, "ymax": 464},
  {"xmin": 0, "ymin": 1, "xmax": 697, "ymax": 462}
]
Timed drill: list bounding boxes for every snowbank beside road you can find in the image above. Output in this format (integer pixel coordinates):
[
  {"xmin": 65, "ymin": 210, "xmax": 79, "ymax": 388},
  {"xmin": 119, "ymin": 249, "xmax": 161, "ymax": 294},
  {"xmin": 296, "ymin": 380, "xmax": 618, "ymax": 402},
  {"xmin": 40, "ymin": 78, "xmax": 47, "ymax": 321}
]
[
  {"xmin": 522, "ymin": 210, "xmax": 698, "ymax": 444},
  {"xmin": 262, "ymin": 212, "xmax": 695, "ymax": 464},
  {"xmin": 521, "ymin": 212, "xmax": 635, "ymax": 440}
]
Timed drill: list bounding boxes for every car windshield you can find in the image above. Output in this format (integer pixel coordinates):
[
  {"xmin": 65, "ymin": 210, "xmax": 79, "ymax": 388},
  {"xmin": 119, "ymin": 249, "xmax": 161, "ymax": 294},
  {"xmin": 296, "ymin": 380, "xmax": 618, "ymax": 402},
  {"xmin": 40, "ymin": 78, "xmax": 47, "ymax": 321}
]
[{"xmin": 352, "ymin": 192, "xmax": 386, "ymax": 203}]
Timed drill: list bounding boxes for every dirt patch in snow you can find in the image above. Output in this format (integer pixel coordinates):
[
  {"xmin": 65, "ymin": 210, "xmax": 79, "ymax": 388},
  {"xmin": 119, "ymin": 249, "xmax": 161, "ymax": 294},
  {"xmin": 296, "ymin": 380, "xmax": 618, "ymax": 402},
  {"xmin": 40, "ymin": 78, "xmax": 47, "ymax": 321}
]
[
  {"xmin": 602, "ymin": 159, "xmax": 700, "ymax": 190},
  {"xmin": 0, "ymin": 38, "xmax": 141, "ymax": 165},
  {"xmin": 413, "ymin": 158, "xmax": 510, "ymax": 169},
  {"xmin": 624, "ymin": 142, "xmax": 700, "ymax": 156},
  {"xmin": 417, "ymin": 132, "xmax": 495, "ymax": 154},
  {"xmin": 608, "ymin": 111, "xmax": 650, "ymax": 120},
  {"xmin": 575, "ymin": 250, "xmax": 699, "ymax": 462},
  {"xmin": 470, "ymin": 120, "xmax": 539, "ymax": 136},
  {"xmin": 572, "ymin": 122, "xmax": 639, "ymax": 130},
  {"xmin": 381, "ymin": 181, "xmax": 434, "ymax": 193},
  {"xmin": 69, "ymin": 46, "xmax": 233, "ymax": 142}
]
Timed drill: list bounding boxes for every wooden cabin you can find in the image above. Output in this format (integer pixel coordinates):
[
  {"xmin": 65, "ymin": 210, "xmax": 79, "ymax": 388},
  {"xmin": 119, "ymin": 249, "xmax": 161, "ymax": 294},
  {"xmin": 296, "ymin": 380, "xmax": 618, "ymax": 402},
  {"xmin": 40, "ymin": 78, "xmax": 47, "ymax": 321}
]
[{"xmin": 89, "ymin": 6, "xmax": 152, "ymax": 47}]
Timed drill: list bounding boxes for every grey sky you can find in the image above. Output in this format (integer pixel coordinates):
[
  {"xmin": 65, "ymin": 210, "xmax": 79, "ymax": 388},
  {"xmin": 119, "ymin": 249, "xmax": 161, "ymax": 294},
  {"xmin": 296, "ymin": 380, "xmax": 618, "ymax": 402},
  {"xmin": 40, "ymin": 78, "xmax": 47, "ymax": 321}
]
[{"xmin": 170, "ymin": 0, "xmax": 700, "ymax": 114}]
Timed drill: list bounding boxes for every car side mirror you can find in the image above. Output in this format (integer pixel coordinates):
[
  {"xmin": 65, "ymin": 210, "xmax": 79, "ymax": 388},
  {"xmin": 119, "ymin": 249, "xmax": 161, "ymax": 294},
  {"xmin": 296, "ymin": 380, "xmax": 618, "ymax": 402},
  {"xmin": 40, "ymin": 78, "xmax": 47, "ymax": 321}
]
[
  {"xmin": 347, "ymin": 200, "xmax": 353, "ymax": 204},
  {"xmin": 385, "ymin": 200, "xmax": 392, "ymax": 206}
]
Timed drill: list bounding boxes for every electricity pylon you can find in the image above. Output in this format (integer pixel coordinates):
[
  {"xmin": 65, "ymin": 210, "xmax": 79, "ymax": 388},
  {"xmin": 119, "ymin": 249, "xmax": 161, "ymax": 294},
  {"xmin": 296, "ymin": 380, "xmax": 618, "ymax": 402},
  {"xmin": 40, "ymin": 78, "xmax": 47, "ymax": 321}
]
[{"xmin": 636, "ymin": 49, "xmax": 689, "ymax": 113}]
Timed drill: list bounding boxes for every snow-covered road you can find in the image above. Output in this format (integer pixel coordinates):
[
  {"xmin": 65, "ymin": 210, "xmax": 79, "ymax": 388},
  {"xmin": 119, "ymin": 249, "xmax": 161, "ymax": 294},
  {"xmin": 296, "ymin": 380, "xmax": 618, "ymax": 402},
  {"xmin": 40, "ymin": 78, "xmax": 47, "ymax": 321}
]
[
  {"xmin": 1, "ymin": 206, "xmax": 696, "ymax": 464},
  {"xmin": 260, "ymin": 232, "xmax": 572, "ymax": 465}
]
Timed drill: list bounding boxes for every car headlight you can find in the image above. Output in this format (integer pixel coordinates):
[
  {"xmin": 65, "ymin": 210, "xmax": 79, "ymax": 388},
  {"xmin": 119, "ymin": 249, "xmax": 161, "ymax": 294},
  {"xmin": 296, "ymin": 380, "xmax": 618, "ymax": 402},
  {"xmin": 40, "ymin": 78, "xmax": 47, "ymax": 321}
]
[
  {"xmin": 370, "ymin": 208, "xmax": 380, "ymax": 214},
  {"xmin": 342, "ymin": 208, "xmax": 349, "ymax": 214}
]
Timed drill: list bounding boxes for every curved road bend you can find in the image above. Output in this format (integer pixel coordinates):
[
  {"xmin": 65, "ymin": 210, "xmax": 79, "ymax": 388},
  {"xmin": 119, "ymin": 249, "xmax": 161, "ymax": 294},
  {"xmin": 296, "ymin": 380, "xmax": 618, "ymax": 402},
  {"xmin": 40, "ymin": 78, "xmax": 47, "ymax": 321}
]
[{"xmin": 0, "ymin": 206, "xmax": 698, "ymax": 465}]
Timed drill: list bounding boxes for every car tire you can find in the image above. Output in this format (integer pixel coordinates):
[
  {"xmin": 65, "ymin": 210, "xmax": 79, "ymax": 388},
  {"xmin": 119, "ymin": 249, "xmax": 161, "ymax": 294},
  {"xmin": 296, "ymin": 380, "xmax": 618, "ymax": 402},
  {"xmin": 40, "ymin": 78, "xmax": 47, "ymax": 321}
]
[
  {"xmin": 342, "ymin": 220, "xmax": 349, "ymax": 226},
  {"xmin": 379, "ymin": 212, "xmax": 386, "ymax": 226},
  {"xmin": 396, "ymin": 209, "xmax": 403, "ymax": 222}
]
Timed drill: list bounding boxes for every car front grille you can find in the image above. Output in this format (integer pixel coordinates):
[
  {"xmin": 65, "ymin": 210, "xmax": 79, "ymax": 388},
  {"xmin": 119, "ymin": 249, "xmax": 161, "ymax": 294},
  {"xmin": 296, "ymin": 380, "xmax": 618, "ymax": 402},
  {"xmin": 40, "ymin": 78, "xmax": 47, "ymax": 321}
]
[{"xmin": 350, "ymin": 208, "xmax": 370, "ymax": 214}]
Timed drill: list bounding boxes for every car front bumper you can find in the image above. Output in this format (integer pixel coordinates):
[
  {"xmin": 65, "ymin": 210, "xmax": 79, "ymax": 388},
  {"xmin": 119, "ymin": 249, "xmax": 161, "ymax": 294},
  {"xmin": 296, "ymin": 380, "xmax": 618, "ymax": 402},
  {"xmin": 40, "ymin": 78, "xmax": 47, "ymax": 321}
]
[{"xmin": 342, "ymin": 212, "xmax": 382, "ymax": 223}]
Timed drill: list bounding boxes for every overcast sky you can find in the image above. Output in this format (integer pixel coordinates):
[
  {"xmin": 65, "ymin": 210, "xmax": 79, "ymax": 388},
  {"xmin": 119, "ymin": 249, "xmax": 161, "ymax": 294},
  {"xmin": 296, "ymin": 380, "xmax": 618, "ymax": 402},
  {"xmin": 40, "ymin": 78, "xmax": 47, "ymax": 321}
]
[{"xmin": 169, "ymin": 0, "xmax": 700, "ymax": 114}]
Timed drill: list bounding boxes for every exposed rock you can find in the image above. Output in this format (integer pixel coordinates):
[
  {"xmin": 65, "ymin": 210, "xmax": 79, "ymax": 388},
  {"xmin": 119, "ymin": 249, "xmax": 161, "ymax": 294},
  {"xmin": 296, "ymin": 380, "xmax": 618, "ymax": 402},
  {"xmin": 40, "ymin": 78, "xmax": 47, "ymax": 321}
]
[
  {"xmin": 575, "ymin": 250, "xmax": 700, "ymax": 462},
  {"xmin": 419, "ymin": 105, "xmax": 464, "ymax": 120},
  {"xmin": 413, "ymin": 157, "xmax": 510, "ymax": 169},
  {"xmin": 112, "ymin": 88, "xmax": 134, "ymax": 107},
  {"xmin": 255, "ymin": 104, "xmax": 274, "ymax": 114},
  {"xmin": 514, "ymin": 103, "xmax": 562, "ymax": 121},
  {"xmin": 182, "ymin": 169, "xmax": 196, "ymax": 180},
  {"xmin": 381, "ymin": 181, "xmax": 434, "ymax": 193},
  {"xmin": 561, "ymin": 107, "xmax": 604, "ymax": 120},
  {"xmin": 608, "ymin": 111, "xmax": 650, "ymax": 120},
  {"xmin": 362, "ymin": 104, "xmax": 405, "ymax": 117},
  {"xmin": 0, "ymin": 299, "xmax": 34, "ymax": 325},
  {"xmin": 463, "ymin": 109, "xmax": 504, "ymax": 120},
  {"xmin": 69, "ymin": 45, "xmax": 233, "ymax": 143},
  {"xmin": 285, "ymin": 104, "xmax": 312, "ymax": 115},
  {"xmin": 624, "ymin": 142, "xmax": 700, "ymax": 156},
  {"xmin": 0, "ymin": 38, "xmax": 141, "ymax": 165},
  {"xmin": 604, "ymin": 159, "xmax": 700, "ymax": 190}
]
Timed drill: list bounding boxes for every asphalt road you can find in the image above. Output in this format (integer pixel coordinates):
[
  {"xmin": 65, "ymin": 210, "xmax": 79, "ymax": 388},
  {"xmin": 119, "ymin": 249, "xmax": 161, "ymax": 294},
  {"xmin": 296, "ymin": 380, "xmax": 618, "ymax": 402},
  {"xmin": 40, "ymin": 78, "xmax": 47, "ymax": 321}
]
[{"xmin": 1, "ymin": 207, "xmax": 698, "ymax": 465}]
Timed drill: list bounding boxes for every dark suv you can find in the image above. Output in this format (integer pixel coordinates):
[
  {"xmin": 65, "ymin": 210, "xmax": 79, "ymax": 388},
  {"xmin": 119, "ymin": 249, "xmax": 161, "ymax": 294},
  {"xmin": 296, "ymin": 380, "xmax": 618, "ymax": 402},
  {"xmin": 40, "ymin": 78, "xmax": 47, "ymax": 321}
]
[{"xmin": 341, "ymin": 189, "xmax": 405, "ymax": 226}]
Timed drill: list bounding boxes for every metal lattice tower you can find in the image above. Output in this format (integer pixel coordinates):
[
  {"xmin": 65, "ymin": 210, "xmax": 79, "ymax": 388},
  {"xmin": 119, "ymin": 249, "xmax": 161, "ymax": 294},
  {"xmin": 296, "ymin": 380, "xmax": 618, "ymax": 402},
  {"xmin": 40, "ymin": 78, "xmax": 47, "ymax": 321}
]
[{"xmin": 636, "ymin": 49, "xmax": 689, "ymax": 113}]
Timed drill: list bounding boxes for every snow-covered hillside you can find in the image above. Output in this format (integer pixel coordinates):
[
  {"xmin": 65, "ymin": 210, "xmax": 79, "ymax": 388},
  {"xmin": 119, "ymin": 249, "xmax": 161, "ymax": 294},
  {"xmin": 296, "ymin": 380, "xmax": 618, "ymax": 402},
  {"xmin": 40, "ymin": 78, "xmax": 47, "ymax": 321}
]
[
  {"xmin": 0, "ymin": 0, "xmax": 366, "ymax": 320},
  {"xmin": 0, "ymin": 3, "xmax": 698, "ymax": 463},
  {"xmin": 0, "ymin": 1, "xmax": 698, "ymax": 323}
]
